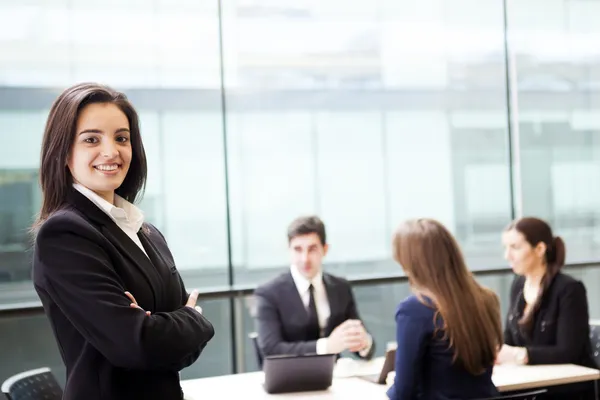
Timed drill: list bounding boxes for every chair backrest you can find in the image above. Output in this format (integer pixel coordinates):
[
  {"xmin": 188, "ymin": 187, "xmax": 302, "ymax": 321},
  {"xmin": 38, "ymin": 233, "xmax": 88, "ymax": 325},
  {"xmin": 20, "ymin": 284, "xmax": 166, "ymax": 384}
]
[
  {"xmin": 248, "ymin": 332, "xmax": 263, "ymax": 369},
  {"xmin": 1, "ymin": 367, "xmax": 62, "ymax": 400},
  {"xmin": 589, "ymin": 320, "xmax": 600, "ymax": 367},
  {"xmin": 478, "ymin": 389, "xmax": 547, "ymax": 400}
]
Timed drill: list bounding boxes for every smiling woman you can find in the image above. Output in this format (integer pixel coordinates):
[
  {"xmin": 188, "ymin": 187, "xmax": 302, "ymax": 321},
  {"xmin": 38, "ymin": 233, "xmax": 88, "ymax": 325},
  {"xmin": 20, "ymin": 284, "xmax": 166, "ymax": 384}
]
[
  {"xmin": 33, "ymin": 83, "xmax": 148, "ymax": 231},
  {"xmin": 69, "ymin": 103, "xmax": 133, "ymax": 204},
  {"xmin": 30, "ymin": 83, "xmax": 215, "ymax": 400}
]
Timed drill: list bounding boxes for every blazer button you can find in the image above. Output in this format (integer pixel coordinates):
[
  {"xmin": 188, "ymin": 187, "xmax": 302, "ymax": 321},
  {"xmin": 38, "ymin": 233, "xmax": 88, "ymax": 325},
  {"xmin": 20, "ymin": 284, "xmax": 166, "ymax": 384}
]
[
  {"xmin": 541, "ymin": 321, "xmax": 546, "ymax": 332},
  {"xmin": 508, "ymin": 314, "xmax": 513, "ymax": 321}
]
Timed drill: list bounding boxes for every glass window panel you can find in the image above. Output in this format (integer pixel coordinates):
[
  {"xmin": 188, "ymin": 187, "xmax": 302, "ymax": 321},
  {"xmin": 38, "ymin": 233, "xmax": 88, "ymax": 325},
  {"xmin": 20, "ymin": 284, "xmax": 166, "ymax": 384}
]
[
  {"xmin": 0, "ymin": 1, "xmax": 220, "ymax": 88},
  {"xmin": 0, "ymin": 0, "xmax": 228, "ymax": 305},
  {"xmin": 161, "ymin": 111, "xmax": 229, "ymax": 286},
  {"xmin": 224, "ymin": 0, "xmax": 512, "ymax": 284},
  {"xmin": 509, "ymin": 0, "xmax": 600, "ymax": 262}
]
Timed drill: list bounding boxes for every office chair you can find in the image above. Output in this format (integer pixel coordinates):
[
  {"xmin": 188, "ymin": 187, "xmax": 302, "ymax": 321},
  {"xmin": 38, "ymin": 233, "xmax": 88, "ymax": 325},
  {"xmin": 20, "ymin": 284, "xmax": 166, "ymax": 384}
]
[
  {"xmin": 248, "ymin": 332, "xmax": 264, "ymax": 369},
  {"xmin": 1, "ymin": 367, "xmax": 62, "ymax": 400},
  {"xmin": 476, "ymin": 389, "xmax": 547, "ymax": 400}
]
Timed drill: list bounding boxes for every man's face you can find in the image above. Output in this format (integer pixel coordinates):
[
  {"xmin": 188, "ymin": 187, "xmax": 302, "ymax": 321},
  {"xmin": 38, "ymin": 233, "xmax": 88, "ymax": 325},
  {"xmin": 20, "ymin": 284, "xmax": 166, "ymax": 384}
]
[{"xmin": 289, "ymin": 233, "xmax": 328, "ymax": 280}]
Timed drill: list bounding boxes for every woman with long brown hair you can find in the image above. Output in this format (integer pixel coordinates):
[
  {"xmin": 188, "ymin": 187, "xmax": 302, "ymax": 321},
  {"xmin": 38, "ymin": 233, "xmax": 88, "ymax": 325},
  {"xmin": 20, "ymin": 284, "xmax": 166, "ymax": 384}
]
[
  {"xmin": 387, "ymin": 218, "xmax": 502, "ymax": 400},
  {"xmin": 498, "ymin": 217, "xmax": 595, "ymax": 398},
  {"xmin": 32, "ymin": 83, "xmax": 214, "ymax": 400}
]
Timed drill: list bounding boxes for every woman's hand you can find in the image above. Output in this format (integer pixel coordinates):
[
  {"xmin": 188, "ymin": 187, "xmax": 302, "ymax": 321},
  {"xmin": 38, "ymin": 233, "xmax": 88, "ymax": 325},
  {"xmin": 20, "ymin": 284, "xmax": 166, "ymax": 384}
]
[
  {"xmin": 126, "ymin": 290, "xmax": 203, "ymax": 316},
  {"xmin": 496, "ymin": 344, "xmax": 528, "ymax": 365},
  {"xmin": 185, "ymin": 290, "xmax": 203, "ymax": 314},
  {"xmin": 125, "ymin": 291, "xmax": 151, "ymax": 316}
]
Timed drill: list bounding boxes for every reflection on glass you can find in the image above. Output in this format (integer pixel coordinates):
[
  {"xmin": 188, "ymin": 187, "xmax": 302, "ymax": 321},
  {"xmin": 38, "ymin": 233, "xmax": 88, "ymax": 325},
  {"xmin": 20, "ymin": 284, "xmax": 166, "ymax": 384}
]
[
  {"xmin": 509, "ymin": 0, "xmax": 600, "ymax": 262},
  {"xmin": 0, "ymin": 1, "xmax": 227, "ymax": 304},
  {"xmin": 3, "ymin": 0, "xmax": 599, "ymax": 297},
  {"xmin": 224, "ymin": 0, "xmax": 512, "ymax": 286}
]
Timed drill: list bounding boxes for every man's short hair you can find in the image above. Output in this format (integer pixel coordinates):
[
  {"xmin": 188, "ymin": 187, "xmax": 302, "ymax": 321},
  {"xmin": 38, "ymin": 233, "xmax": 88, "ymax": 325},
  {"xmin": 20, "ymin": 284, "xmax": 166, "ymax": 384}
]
[{"xmin": 287, "ymin": 216, "xmax": 326, "ymax": 246}]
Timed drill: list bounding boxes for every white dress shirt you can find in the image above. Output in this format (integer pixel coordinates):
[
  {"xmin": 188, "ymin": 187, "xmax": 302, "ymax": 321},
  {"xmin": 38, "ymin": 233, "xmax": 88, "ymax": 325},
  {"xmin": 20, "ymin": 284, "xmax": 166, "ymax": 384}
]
[
  {"xmin": 290, "ymin": 265, "xmax": 331, "ymax": 332},
  {"xmin": 290, "ymin": 265, "xmax": 372, "ymax": 356},
  {"xmin": 73, "ymin": 183, "xmax": 147, "ymax": 257}
]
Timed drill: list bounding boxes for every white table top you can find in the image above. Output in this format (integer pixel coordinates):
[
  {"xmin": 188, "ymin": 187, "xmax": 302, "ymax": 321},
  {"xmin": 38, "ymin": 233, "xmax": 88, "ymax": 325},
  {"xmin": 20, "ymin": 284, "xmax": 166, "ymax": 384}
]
[
  {"xmin": 181, "ymin": 358, "xmax": 600, "ymax": 400},
  {"xmin": 491, "ymin": 363, "xmax": 600, "ymax": 392},
  {"xmin": 182, "ymin": 372, "xmax": 383, "ymax": 400}
]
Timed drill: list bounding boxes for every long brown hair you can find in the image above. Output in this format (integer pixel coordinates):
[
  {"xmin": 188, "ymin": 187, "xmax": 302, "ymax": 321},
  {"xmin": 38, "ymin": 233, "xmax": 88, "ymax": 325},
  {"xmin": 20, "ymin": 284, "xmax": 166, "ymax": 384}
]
[
  {"xmin": 505, "ymin": 217, "xmax": 566, "ymax": 334},
  {"xmin": 32, "ymin": 83, "xmax": 147, "ymax": 233},
  {"xmin": 392, "ymin": 218, "xmax": 503, "ymax": 375}
]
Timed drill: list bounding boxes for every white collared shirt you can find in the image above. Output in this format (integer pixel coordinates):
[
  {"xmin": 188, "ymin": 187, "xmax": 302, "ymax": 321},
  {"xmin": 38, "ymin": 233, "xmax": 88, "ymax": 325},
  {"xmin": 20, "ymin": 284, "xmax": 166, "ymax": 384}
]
[
  {"xmin": 290, "ymin": 265, "xmax": 331, "ymax": 333},
  {"xmin": 73, "ymin": 183, "xmax": 147, "ymax": 257}
]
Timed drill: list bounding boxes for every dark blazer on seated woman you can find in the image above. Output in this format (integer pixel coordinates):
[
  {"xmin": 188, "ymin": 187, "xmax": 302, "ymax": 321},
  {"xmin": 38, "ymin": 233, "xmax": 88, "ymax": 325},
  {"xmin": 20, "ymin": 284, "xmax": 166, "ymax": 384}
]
[
  {"xmin": 505, "ymin": 272, "xmax": 596, "ymax": 368},
  {"xmin": 388, "ymin": 219, "xmax": 502, "ymax": 400},
  {"xmin": 33, "ymin": 189, "xmax": 215, "ymax": 400},
  {"xmin": 387, "ymin": 295, "xmax": 499, "ymax": 400}
]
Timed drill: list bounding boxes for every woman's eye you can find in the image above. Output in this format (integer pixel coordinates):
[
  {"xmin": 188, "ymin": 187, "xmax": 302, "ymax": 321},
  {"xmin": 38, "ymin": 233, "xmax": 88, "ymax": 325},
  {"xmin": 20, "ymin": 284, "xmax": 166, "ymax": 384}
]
[
  {"xmin": 116, "ymin": 136, "xmax": 129, "ymax": 143},
  {"xmin": 83, "ymin": 137, "xmax": 98, "ymax": 144}
]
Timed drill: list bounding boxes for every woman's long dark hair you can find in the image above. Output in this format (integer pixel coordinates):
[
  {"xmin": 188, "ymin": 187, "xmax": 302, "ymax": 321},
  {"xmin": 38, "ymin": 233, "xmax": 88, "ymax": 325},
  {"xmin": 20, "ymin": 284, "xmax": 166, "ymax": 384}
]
[
  {"xmin": 32, "ymin": 83, "xmax": 147, "ymax": 234},
  {"xmin": 506, "ymin": 217, "xmax": 566, "ymax": 334}
]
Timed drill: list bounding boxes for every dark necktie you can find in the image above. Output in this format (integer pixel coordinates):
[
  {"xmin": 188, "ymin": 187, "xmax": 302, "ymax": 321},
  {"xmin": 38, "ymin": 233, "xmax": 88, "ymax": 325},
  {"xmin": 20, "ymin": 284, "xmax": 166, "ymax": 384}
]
[{"xmin": 306, "ymin": 284, "xmax": 321, "ymax": 340}]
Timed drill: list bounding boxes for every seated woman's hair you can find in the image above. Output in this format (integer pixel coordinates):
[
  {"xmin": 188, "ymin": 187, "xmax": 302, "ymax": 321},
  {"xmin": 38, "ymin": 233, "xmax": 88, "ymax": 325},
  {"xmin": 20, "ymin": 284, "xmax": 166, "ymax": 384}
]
[{"xmin": 392, "ymin": 218, "xmax": 503, "ymax": 374}]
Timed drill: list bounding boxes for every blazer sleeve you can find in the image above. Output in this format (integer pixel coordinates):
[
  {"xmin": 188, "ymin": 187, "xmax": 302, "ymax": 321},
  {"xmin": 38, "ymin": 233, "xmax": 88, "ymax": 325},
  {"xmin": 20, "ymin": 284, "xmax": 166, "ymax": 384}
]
[
  {"xmin": 147, "ymin": 222, "xmax": 207, "ymax": 371},
  {"xmin": 386, "ymin": 301, "xmax": 429, "ymax": 400},
  {"xmin": 170, "ymin": 274, "xmax": 208, "ymax": 371},
  {"xmin": 343, "ymin": 283, "xmax": 376, "ymax": 360},
  {"xmin": 34, "ymin": 217, "xmax": 215, "ymax": 371},
  {"xmin": 504, "ymin": 276, "xmax": 522, "ymax": 346},
  {"xmin": 254, "ymin": 287, "xmax": 317, "ymax": 356},
  {"xmin": 526, "ymin": 281, "xmax": 590, "ymax": 364}
]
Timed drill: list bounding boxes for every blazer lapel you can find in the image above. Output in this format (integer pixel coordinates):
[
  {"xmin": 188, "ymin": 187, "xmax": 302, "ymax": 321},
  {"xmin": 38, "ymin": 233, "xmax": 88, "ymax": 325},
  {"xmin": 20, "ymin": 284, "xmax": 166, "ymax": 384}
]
[
  {"xmin": 67, "ymin": 189, "xmax": 161, "ymax": 309},
  {"xmin": 138, "ymin": 231, "xmax": 168, "ymax": 277},
  {"xmin": 323, "ymin": 274, "xmax": 342, "ymax": 334},
  {"xmin": 101, "ymin": 224, "xmax": 160, "ymax": 286},
  {"xmin": 283, "ymin": 271, "xmax": 311, "ymax": 323}
]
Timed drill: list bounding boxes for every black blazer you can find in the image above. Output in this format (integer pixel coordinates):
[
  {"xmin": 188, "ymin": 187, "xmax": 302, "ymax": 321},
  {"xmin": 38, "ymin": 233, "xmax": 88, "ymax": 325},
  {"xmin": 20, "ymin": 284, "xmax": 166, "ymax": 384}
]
[
  {"xmin": 32, "ymin": 189, "xmax": 215, "ymax": 400},
  {"xmin": 254, "ymin": 271, "xmax": 375, "ymax": 359},
  {"xmin": 504, "ymin": 272, "xmax": 596, "ymax": 368}
]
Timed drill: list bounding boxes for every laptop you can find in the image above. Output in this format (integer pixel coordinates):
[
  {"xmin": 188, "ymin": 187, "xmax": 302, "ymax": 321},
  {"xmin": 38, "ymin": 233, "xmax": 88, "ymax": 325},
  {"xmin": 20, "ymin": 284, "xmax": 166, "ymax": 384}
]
[
  {"xmin": 358, "ymin": 347, "xmax": 396, "ymax": 384},
  {"xmin": 263, "ymin": 353, "xmax": 336, "ymax": 394}
]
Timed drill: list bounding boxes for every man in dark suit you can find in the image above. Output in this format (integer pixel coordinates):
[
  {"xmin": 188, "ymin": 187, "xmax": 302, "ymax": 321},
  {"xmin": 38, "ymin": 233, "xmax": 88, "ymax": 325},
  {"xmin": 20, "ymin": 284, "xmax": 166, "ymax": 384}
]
[{"xmin": 254, "ymin": 216, "xmax": 375, "ymax": 359}]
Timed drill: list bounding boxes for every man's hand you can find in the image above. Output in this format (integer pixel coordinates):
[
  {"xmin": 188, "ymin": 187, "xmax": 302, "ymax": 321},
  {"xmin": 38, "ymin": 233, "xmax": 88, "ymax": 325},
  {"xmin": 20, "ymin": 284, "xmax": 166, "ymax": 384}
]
[
  {"xmin": 346, "ymin": 320, "xmax": 369, "ymax": 352},
  {"xmin": 326, "ymin": 319, "xmax": 368, "ymax": 354}
]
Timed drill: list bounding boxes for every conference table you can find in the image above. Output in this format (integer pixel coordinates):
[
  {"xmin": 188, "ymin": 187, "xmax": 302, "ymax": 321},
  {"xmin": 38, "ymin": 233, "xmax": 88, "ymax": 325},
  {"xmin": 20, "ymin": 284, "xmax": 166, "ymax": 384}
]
[{"xmin": 182, "ymin": 357, "xmax": 600, "ymax": 399}]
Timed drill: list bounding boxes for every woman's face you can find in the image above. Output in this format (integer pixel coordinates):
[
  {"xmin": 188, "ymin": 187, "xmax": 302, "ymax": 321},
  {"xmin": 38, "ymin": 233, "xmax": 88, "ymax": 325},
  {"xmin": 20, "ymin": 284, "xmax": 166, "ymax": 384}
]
[
  {"xmin": 502, "ymin": 229, "xmax": 546, "ymax": 276},
  {"xmin": 68, "ymin": 102, "xmax": 132, "ymax": 203}
]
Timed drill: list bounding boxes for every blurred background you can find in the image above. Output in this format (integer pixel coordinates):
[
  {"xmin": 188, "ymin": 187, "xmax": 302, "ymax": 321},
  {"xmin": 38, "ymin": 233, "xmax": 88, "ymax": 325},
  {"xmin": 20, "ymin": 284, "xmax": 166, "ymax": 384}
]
[{"xmin": 1, "ymin": 0, "xmax": 600, "ymax": 385}]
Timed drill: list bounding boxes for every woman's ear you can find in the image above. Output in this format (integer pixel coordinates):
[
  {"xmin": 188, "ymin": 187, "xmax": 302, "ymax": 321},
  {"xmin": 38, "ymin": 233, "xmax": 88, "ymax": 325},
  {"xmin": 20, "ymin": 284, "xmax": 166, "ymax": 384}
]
[{"xmin": 535, "ymin": 241, "xmax": 547, "ymax": 259}]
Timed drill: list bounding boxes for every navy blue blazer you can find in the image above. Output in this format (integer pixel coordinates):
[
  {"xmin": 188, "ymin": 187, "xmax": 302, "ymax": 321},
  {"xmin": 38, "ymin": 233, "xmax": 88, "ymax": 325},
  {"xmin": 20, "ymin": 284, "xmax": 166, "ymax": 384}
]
[
  {"xmin": 32, "ymin": 189, "xmax": 214, "ymax": 400},
  {"xmin": 387, "ymin": 295, "xmax": 498, "ymax": 400},
  {"xmin": 254, "ymin": 271, "xmax": 375, "ymax": 359}
]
